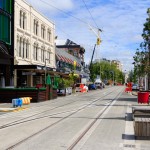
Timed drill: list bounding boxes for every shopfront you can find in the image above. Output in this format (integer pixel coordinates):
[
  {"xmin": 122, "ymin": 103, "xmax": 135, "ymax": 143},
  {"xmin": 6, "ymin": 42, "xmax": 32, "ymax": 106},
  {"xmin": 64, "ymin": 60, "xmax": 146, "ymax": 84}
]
[{"xmin": 14, "ymin": 65, "xmax": 56, "ymax": 88}]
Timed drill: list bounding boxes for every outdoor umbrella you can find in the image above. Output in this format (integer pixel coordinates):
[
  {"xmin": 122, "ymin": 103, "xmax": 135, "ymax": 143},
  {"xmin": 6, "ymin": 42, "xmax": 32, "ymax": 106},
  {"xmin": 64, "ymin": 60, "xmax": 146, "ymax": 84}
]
[
  {"xmin": 46, "ymin": 74, "xmax": 51, "ymax": 85},
  {"xmin": 53, "ymin": 76, "xmax": 59, "ymax": 89}
]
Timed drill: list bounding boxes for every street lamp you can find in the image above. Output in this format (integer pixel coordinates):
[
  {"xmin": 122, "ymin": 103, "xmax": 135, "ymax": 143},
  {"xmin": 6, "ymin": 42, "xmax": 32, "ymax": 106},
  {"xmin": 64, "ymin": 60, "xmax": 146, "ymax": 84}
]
[{"xmin": 45, "ymin": 58, "xmax": 50, "ymax": 85}]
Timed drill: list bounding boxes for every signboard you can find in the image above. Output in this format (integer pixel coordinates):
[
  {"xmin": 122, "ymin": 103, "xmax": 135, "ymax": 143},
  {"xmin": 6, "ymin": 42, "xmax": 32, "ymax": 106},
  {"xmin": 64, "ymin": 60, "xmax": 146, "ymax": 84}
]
[{"xmin": 22, "ymin": 72, "xmax": 36, "ymax": 75}]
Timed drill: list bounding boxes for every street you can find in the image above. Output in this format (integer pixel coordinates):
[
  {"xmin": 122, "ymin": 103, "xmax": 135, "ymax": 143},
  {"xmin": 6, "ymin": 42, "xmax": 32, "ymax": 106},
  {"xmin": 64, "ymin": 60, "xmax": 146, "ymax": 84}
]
[{"xmin": 0, "ymin": 86, "xmax": 150, "ymax": 150}]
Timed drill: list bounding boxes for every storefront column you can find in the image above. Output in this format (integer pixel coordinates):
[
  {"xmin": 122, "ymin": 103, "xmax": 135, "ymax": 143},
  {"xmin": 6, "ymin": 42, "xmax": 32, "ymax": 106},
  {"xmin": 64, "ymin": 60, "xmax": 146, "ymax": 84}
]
[
  {"xmin": 40, "ymin": 76, "xmax": 42, "ymax": 84},
  {"xmin": 27, "ymin": 74, "xmax": 33, "ymax": 87},
  {"xmin": 14, "ymin": 69, "xmax": 17, "ymax": 87}
]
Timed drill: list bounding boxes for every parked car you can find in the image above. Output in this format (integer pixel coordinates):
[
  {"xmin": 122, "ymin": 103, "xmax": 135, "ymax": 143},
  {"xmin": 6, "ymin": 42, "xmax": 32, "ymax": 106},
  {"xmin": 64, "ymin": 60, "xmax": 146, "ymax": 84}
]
[
  {"xmin": 88, "ymin": 84, "xmax": 97, "ymax": 90},
  {"xmin": 95, "ymin": 82, "xmax": 105, "ymax": 89},
  {"xmin": 132, "ymin": 84, "xmax": 139, "ymax": 91}
]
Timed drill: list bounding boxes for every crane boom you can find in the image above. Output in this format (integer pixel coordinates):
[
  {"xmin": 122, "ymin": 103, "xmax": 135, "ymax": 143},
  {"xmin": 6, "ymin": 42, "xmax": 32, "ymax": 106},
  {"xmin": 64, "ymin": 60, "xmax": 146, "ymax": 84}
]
[{"xmin": 89, "ymin": 25, "xmax": 102, "ymax": 67}]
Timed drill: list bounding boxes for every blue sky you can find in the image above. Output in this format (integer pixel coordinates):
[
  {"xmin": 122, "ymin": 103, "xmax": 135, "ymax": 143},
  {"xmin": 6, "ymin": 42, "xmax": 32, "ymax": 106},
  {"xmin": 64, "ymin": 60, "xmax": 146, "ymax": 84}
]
[{"xmin": 26, "ymin": 0, "xmax": 150, "ymax": 71}]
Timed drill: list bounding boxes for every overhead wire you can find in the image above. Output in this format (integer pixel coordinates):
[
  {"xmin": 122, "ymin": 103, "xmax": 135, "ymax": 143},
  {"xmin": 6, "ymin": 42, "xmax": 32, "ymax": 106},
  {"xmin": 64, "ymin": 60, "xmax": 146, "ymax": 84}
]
[
  {"xmin": 39, "ymin": 0, "xmax": 96, "ymax": 28},
  {"xmin": 81, "ymin": 0, "xmax": 100, "ymax": 29}
]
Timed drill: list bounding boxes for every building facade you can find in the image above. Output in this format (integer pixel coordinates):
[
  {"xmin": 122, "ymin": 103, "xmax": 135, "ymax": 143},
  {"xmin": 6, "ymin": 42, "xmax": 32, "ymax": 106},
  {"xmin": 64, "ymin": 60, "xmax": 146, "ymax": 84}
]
[
  {"xmin": 111, "ymin": 60, "xmax": 122, "ymax": 71},
  {"xmin": 14, "ymin": 0, "xmax": 55, "ymax": 87},
  {"xmin": 56, "ymin": 39, "xmax": 89, "ymax": 81},
  {"xmin": 0, "ymin": 0, "xmax": 14, "ymax": 87}
]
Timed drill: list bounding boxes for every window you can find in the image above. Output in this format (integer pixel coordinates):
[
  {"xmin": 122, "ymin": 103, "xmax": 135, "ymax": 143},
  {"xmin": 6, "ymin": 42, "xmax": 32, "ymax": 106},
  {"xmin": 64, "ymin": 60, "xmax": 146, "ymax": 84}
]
[
  {"xmin": 0, "ymin": 0, "xmax": 2, "ymax": 9},
  {"xmin": 74, "ymin": 51, "xmax": 78, "ymax": 57},
  {"xmin": 33, "ymin": 43, "xmax": 38, "ymax": 61},
  {"xmin": 47, "ymin": 51, "xmax": 51, "ymax": 64},
  {"xmin": 41, "ymin": 46, "xmax": 45, "ymax": 62},
  {"xmin": 25, "ymin": 41, "xmax": 29, "ymax": 59},
  {"xmin": 41, "ymin": 25, "xmax": 45, "ymax": 39},
  {"xmin": 0, "ymin": 0, "xmax": 12, "ymax": 13},
  {"xmin": 19, "ymin": 37, "xmax": 22, "ymax": 57},
  {"xmin": 20, "ymin": 10, "xmax": 26, "ymax": 29},
  {"xmin": 22, "ymin": 12, "xmax": 25, "ymax": 29},
  {"xmin": 34, "ymin": 19, "xmax": 38, "ymax": 35},
  {"xmin": 22, "ymin": 39, "xmax": 25, "ymax": 58},
  {"xmin": 0, "ymin": 14, "xmax": 10, "ymax": 44},
  {"xmin": 47, "ymin": 29, "xmax": 51, "ymax": 42},
  {"xmin": 18, "ymin": 37, "xmax": 29, "ymax": 59}
]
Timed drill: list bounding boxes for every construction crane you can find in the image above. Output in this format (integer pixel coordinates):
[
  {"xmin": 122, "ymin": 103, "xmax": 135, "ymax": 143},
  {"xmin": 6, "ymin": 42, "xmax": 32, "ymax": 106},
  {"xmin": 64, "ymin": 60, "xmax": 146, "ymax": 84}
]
[{"xmin": 89, "ymin": 25, "xmax": 102, "ymax": 67}]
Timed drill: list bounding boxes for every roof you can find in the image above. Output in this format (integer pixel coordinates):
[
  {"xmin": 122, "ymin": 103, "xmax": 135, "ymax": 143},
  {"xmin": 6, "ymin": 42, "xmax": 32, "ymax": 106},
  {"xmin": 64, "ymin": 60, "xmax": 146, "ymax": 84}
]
[{"xmin": 55, "ymin": 48, "xmax": 82, "ymax": 67}]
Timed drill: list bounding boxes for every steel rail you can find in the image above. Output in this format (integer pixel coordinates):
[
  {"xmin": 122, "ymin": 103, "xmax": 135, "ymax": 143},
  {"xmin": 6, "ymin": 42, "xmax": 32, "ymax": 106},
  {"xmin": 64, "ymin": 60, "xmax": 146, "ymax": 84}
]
[
  {"xmin": 0, "ymin": 87, "xmax": 116, "ymax": 129},
  {"xmin": 5, "ymin": 87, "xmax": 122, "ymax": 150}
]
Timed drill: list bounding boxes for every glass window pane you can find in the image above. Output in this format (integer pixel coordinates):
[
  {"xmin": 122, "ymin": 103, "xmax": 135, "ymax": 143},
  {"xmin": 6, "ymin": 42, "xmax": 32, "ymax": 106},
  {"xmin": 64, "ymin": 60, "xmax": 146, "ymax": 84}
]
[{"xmin": 0, "ymin": 0, "xmax": 2, "ymax": 9}]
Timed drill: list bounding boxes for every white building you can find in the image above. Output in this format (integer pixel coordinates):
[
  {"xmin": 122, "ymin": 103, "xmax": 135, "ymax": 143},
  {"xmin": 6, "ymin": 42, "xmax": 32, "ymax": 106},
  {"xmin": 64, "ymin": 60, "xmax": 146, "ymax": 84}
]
[{"xmin": 14, "ymin": 0, "xmax": 55, "ymax": 87}]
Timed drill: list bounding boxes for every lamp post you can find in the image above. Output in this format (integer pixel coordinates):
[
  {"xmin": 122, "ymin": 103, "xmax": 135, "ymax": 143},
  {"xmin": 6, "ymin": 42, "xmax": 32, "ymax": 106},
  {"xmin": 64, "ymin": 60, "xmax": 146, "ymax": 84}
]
[{"xmin": 45, "ymin": 58, "xmax": 50, "ymax": 85}]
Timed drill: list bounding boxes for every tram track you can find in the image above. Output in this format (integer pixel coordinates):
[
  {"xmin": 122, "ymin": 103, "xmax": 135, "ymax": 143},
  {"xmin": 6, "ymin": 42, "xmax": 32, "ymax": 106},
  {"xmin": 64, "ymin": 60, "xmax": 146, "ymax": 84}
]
[
  {"xmin": 4, "ymin": 87, "xmax": 124, "ymax": 150},
  {"xmin": 67, "ymin": 88, "xmax": 124, "ymax": 150},
  {"xmin": 0, "ymin": 87, "xmax": 118, "ymax": 130}
]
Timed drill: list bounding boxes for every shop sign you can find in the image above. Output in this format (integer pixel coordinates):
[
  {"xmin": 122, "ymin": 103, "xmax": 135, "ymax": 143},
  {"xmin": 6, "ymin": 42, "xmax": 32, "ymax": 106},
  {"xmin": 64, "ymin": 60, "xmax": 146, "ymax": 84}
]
[{"xmin": 22, "ymin": 72, "xmax": 36, "ymax": 75}]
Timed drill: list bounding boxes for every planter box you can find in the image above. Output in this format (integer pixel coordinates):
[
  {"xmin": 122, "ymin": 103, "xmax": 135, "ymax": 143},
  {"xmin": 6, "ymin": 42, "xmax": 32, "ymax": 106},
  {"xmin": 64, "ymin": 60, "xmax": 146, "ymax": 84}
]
[
  {"xmin": 134, "ymin": 117, "xmax": 150, "ymax": 140},
  {"xmin": 0, "ymin": 88, "xmax": 46, "ymax": 103}
]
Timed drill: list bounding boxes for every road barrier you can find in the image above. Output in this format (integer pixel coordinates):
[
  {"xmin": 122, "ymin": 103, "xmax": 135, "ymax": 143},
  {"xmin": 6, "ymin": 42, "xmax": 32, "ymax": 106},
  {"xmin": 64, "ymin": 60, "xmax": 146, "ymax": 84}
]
[
  {"xmin": 20, "ymin": 97, "xmax": 32, "ymax": 105},
  {"xmin": 12, "ymin": 98, "xmax": 23, "ymax": 107}
]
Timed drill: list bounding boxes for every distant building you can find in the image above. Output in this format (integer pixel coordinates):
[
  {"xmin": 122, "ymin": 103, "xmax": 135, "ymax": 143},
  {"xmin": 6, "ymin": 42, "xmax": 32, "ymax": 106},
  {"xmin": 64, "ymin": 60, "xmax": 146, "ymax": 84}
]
[
  {"xmin": 93, "ymin": 58, "xmax": 111, "ymax": 64},
  {"xmin": 56, "ymin": 39, "xmax": 85, "ymax": 67},
  {"xmin": 14, "ymin": 0, "xmax": 55, "ymax": 87},
  {"xmin": 111, "ymin": 60, "xmax": 122, "ymax": 71},
  {"xmin": 56, "ymin": 39, "xmax": 89, "ymax": 80}
]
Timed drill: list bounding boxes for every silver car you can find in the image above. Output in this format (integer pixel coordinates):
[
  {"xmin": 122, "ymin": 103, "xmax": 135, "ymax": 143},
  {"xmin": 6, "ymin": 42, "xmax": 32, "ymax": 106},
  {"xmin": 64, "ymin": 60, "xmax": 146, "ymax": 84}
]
[{"xmin": 132, "ymin": 84, "xmax": 139, "ymax": 91}]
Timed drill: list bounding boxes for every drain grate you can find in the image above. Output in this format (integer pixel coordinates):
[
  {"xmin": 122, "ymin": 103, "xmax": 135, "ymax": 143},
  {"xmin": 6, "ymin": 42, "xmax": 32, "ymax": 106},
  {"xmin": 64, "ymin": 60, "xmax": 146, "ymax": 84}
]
[{"xmin": 123, "ymin": 144, "xmax": 136, "ymax": 148}]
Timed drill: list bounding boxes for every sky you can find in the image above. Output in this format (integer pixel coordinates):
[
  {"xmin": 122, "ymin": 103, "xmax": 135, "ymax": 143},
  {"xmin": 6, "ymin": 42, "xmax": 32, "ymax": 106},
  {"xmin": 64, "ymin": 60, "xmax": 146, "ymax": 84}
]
[{"xmin": 26, "ymin": 0, "xmax": 150, "ymax": 72}]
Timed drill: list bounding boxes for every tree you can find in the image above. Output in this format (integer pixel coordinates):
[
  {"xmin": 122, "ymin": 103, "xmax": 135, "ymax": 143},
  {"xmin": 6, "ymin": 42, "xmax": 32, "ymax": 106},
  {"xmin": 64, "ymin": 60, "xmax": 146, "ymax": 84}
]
[
  {"xmin": 133, "ymin": 8, "xmax": 150, "ymax": 89},
  {"xmin": 89, "ymin": 61, "xmax": 124, "ymax": 84}
]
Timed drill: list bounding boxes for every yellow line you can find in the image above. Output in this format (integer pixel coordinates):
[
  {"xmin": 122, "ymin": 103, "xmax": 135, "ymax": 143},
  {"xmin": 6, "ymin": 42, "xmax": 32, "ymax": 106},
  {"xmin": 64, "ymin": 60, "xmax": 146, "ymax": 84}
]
[{"xmin": 0, "ymin": 107, "xmax": 28, "ymax": 112}]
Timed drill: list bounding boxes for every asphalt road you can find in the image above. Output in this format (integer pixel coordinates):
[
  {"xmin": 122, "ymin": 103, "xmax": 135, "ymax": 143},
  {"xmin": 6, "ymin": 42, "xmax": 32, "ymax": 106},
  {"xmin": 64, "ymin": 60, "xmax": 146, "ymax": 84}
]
[{"xmin": 0, "ymin": 86, "xmax": 149, "ymax": 150}]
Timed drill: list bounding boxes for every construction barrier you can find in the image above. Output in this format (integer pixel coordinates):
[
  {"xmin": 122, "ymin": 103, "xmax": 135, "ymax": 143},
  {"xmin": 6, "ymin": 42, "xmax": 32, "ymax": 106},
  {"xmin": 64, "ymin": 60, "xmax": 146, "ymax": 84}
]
[
  {"xmin": 20, "ymin": 97, "xmax": 32, "ymax": 105},
  {"xmin": 12, "ymin": 98, "xmax": 23, "ymax": 107},
  {"xmin": 125, "ymin": 87, "xmax": 132, "ymax": 92}
]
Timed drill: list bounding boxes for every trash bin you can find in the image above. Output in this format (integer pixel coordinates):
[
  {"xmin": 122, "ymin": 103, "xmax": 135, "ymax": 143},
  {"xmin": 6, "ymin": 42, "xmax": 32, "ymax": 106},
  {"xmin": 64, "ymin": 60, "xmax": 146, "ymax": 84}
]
[{"xmin": 138, "ymin": 92, "xmax": 149, "ymax": 104}]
